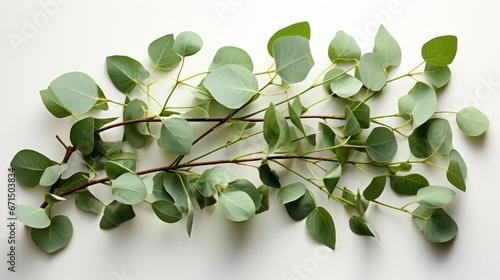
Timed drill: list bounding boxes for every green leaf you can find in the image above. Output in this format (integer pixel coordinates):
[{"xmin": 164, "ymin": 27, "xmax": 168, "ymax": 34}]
[
  {"xmin": 285, "ymin": 190, "xmax": 316, "ymax": 221},
  {"xmin": 267, "ymin": 21, "xmax": 311, "ymax": 56},
  {"xmin": 288, "ymin": 101, "xmax": 305, "ymax": 135},
  {"xmin": 75, "ymin": 189, "xmax": 103, "ymax": 214},
  {"xmin": 306, "ymin": 207, "xmax": 336, "ymax": 250},
  {"xmin": 123, "ymin": 98, "xmax": 152, "ymax": 149},
  {"xmin": 186, "ymin": 205, "xmax": 194, "ymax": 237},
  {"xmin": 39, "ymin": 163, "xmax": 68, "ymax": 187},
  {"xmin": 50, "ymin": 72, "xmax": 99, "ymax": 114},
  {"xmin": 424, "ymin": 63, "xmax": 451, "ymax": 88},
  {"xmin": 183, "ymin": 106, "xmax": 209, "ymax": 118},
  {"xmin": 112, "ymin": 173, "xmax": 148, "ymax": 205},
  {"xmin": 256, "ymin": 185, "xmax": 270, "ymax": 214},
  {"xmin": 358, "ymin": 53, "xmax": 387, "ymax": 91},
  {"xmin": 323, "ymin": 165, "xmax": 342, "ymax": 194},
  {"xmin": 203, "ymin": 64, "xmax": 258, "ymax": 109},
  {"xmin": 93, "ymin": 86, "xmax": 109, "ymax": 111},
  {"xmin": 422, "ymin": 35, "xmax": 458, "ymax": 66},
  {"xmin": 105, "ymin": 161, "xmax": 134, "ymax": 180},
  {"xmin": 405, "ymin": 82, "xmax": 437, "ymax": 128},
  {"xmin": 101, "ymin": 200, "xmax": 135, "ymax": 228},
  {"xmin": 388, "ymin": 162, "xmax": 412, "ymax": 173},
  {"xmin": 70, "ymin": 117, "xmax": 95, "ymax": 155},
  {"xmin": 456, "ymin": 107, "xmax": 489, "ymax": 136},
  {"xmin": 108, "ymin": 150, "xmax": 137, "ymax": 171},
  {"xmin": 31, "ymin": 215, "xmax": 73, "ymax": 253},
  {"xmin": 320, "ymin": 123, "xmax": 336, "ymax": 150},
  {"xmin": 343, "ymin": 105, "xmax": 362, "ymax": 137},
  {"xmin": 364, "ymin": 127, "xmax": 397, "ymax": 163},
  {"xmin": 423, "ymin": 208, "xmax": 458, "ymax": 243},
  {"xmin": 412, "ymin": 205, "xmax": 435, "ymax": 231},
  {"xmin": 417, "ymin": 186, "xmax": 456, "ymax": 208},
  {"xmin": 219, "ymin": 191, "xmax": 256, "ymax": 222},
  {"xmin": 335, "ymin": 136, "xmax": 352, "ymax": 166},
  {"xmin": 152, "ymin": 200, "xmax": 183, "ymax": 223},
  {"xmin": 174, "ymin": 31, "xmax": 203, "ymax": 57},
  {"xmin": 152, "ymin": 172, "xmax": 174, "ymax": 201},
  {"xmin": 10, "ymin": 150, "xmax": 55, "ymax": 188},
  {"xmin": 148, "ymin": 34, "xmax": 181, "ymax": 70},
  {"xmin": 273, "ymin": 36, "xmax": 315, "ymax": 84},
  {"xmin": 15, "ymin": 205, "xmax": 51, "ymax": 229},
  {"xmin": 408, "ymin": 118, "xmax": 453, "ymax": 158},
  {"xmin": 447, "ymin": 159, "xmax": 466, "ymax": 191},
  {"xmin": 196, "ymin": 166, "xmax": 231, "ymax": 198},
  {"xmin": 106, "ymin": 55, "xmax": 150, "ymax": 94},
  {"xmin": 398, "ymin": 94, "xmax": 413, "ymax": 120},
  {"xmin": 347, "ymin": 100, "xmax": 371, "ymax": 129},
  {"xmin": 263, "ymin": 103, "xmax": 293, "ymax": 153},
  {"xmin": 373, "ymin": 25, "xmax": 401, "ymax": 68},
  {"xmin": 227, "ymin": 179, "xmax": 261, "ymax": 210},
  {"xmin": 277, "ymin": 183, "xmax": 307, "ymax": 204},
  {"xmin": 158, "ymin": 118, "xmax": 193, "ymax": 155},
  {"xmin": 209, "ymin": 46, "xmax": 254, "ymax": 71},
  {"xmin": 390, "ymin": 174, "xmax": 429, "ymax": 195},
  {"xmin": 93, "ymin": 117, "xmax": 118, "ymax": 130},
  {"xmin": 349, "ymin": 216, "xmax": 375, "ymax": 237},
  {"xmin": 363, "ymin": 175, "xmax": 387, "ymax": 201},
  {"xmin": 329, "ymin": 68, "xmax": 363, "ymax": 98},
  {"xmin": 163, "ymin": 172, "xmax": 189, "ymax": 212},
  {"xmin": 448, "ymin": 149, "xmax": 467, "ymax": 178},
  {"xmin": 328, "ymin": 30, "xmax": 361, "ymax": 62},
  {"xmin": 259, "ymin": 163, "xmax": 281, "ymax": 188},
  {"xmin": 229, "ymin": 120, "xmax": 256, "ymax": 137},
  {"xmin": 55, "ymin": 172, "xmax": 90, "ymax": 192},
  {"xmin": 39, "ymin": 87, "xmax": 71, "ymax": 118},
  {"xmin": 44, "ymin": 193, "xmax": 66, "ymax": 206}
]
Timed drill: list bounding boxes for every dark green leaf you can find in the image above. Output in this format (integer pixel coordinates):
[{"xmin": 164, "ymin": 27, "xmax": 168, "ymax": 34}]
[
  {"xmin": 448, "ymin": 149, "xmax": 467, "ymax": 178},
  {"xmin": 267, "ymin": 21, "xmax": 311, "ymax": 56},
  {"xmin": 44, "ymin": 193, "xmax": 65, "ymax": 206},
  {"xmin": 105, "ymin": 161, "xmax": 134, "ymax": 180},
  {"xmin": 349, "ymin": 216, "xmax": 375, "ymax": 237},
  {"xmin": 390, "ymin": 174, "xmax": 429, "ymax": 195},
  {"xmin": 388, "ymin": 162, "xmax": 412, "ymax": 173},
  {"xmin": 152, "ymin": 200, "xmax": 183, "ymax": 223},
  {"xmin": 364, "ymin": 127, "xmax": 397, "ymax": 163},
  {"xmin": 447, "ymin": 159, "xmax": 466, "ymax": 191},
  {"xmin": 323, "ymin": 165, "xmax": 342, "ymax": 194},
  {"xmin": 422, "ymin": 36, "xmax": 458, "ymax": 66},
  {"xmin": 408, "ymin": 118, "xmax": 453, "ymax": 158},
  {"xmin": 31, "ymin": 215, "xmax": 73, "ymax": 253},
  {"xmin": 101, "ymin": 200, "xmax": 135, "ymax": 228},
  {"xmin": 256, "ymin": 185, "xmax": 270, "ymax": 214},
  {"xmin": 343, "ymin": 105, "xmax": 361, "ymax": 137},
  {"xmin": 55, "ymin": 172, "xmax": 89, "ymax": 192},
  {"xmin": 306, "ymin": 207, "xmax": 336, "ymax": 250},
  {"xmin": 148, "ymin": 34, "xmax": 181, "ymax": 70},
  {"xmin": 285, "ymin": 190, "xmax": 316, "ymax": 221},
  {"xmin": 163, "ymin": 171, "xmax": 190, "ymax": 212},
  {"xmin": 39, "ymin": 87, "xmax": 71, "ymax": 118},
  {"xmin": 123, "ymin": 98, "xmax": 152, "ymax": 149},
  {"xmin": 423, "ymin": 208, "xmax": 458, "ymax": 243},
  {"xmin": 263, "ymin": 103, "xmax": 293, "ymax": 153},
  {"xmin": 70, "ymin": 117, "xmax": 95, "ymax": 155},
  {"xmin": 106, "ymin": 56, "xmax": 149, "ymax": 94},
  {"xmin": 152, "ymin": 172, "xmax": 174, "ymax": 201},
  {"xmin": 75, "ymin": 189, "xmax": 103, "ymax": 214},
  {"xmin": 258, "ymin": 163, "xmax": 281, "ymax": 188},
  {"xmin": 10, "ymin": 150, "xmax": 55, "ymax": 188},
  {"xmin": 363, "ymin": 175, "xmax": 387, "ymax": 201},
  {"xmin": 158, "ymin": 117, "xmax": 193, "ymax": 155},
  {"xmin": 347, "ymin": 100, "xmax": 371, "ymax": 129}
]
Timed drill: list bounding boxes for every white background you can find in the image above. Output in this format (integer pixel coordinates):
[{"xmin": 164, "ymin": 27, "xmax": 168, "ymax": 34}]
[{"xmin": 1, "ymin": 0, "xmax": 500, "ymax": 279}]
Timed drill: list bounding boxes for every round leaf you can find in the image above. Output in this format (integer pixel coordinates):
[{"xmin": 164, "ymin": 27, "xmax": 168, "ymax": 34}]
[
  {"xmin": 123, "ymin": 98, "xmax": 152, "ymax": 149},
  {"xmin": 31, "ymin": 215, "xmax": 73, "ymax": 253},
  {"xmin": 75, "ymin": 189, "xmax": 103, "ymax": 214},
  {"xmin": 219, "ymin": 191, "xmax": 256, "ymax": 222},
  {"xmin": 106, "ymin": 55, "xmax": 150, "ymax": 94},
  {"xmin": 424, "ymin": 63, "xmax": 451, "ymax": 88},
  {"xmin": 306, "ymin": 207, "xmax": 336, "ymax": 250},
  {"xmin": 407, "ymin": 82, "xmax": 437, "ymax": 128},
  {"xmin": 390, "ymin": 174, "xmax": 429, "ymax": 195},
  {"xmin": 70, "ymin": 117, "xmax": 95, "ymax": 155},
  {"xmin": 39, "ymin": 163, "xmax": 68, "ymax": 187},
  {"xmin": 328, "ymin": 30, "xmax": 361, "ymax": 62},
  {"xmin": 15, "ymin": 205, "xmax": 51, "ymax": 229},
  {"xmin": 273, "ymin": 36, "xmax": 315, "ymax": 84},
  {"xmin": 10, "ymin": 149, "xmax": 55, "ymax": 188},
  {"xmin": 112, "ymin": 173, "xmax": 148, "ymax": 205},
  {"xmin": 203, "ymin": 64, "xmax": 258, "ymax": 109},
  {"xmin": 148, "ymin": 34, "xmax": 181, "ymax": 70},
  {"xmin": 39, "ymin": 87, "xmax": 71, "ymax": 118},
  {"xmin": 329, "ymin": 69, "xmax": 363, "ymax": 98},
  {"xmin": 209, "ymin": 46, "xmax": 253, "ymax": 71},
  {"xmin": 267, "ymin": 21, "xmax": 311, "ymax": 56},
  {"xmin": 174, "ymin": 31, "xmax": 203, "ymax": 57},
  {"xmin": 422, "ymin": 35, "xmax": 458, "ymax": 66},
  {"xmin": 50, "ymin": 72, "xmax": 99, "ymax": 114},
  {"xmin": 277, "ymin": 183, "xmax": 307, "ymax": 204},
  {"xmin": 423, "ymin": 208, "xmax": 458, "ymax": 243},
  {"xmin": 152, "ymin": 200, "xmax": 183, "ymax": 223},
  {"xmin": 363, "ymin": 175, "xmax": 387, "ymax": 201},
  {"xmin": 158, "ymin": 117, "xmax": 193, "ymax": 155},
  {"xmin": 456, "ymin": 107, "xmax": 489, "ymax": 136},
  {"xmin": 285, "ymin": 190, "xmax": 316, "ymax": 221},
  {"xmin": 358, "ymin": 53, "xmax": 387, "ymax": 91},
  {"xmin": 417, "ymin": 186, "xmax": 456, "ymax": 208},
  {"xmin": 227, "ymin": 179, "xmax": 261, "ymax": 209},
  {"xmin": 365, "ymin": 127, "xmax": 397, "ymax": 163}
]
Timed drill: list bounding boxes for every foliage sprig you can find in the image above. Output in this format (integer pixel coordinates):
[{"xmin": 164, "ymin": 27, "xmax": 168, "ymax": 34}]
[{"xmin": 11, "ymin": 22, "xmax": 489, "ymax": 253}]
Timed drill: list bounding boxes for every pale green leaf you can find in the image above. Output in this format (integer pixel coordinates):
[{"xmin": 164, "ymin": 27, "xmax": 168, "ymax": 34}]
[
  {"xmin": 329, "ymin": 68, "xmax": 363, "ymax": 98},
  {"xmin": 456, "ymin": 107, "xmax": 489, "ymax": 136},
  {"xmin": 407, "ymin": 82, "xmax": 437, "ymax": 128},
  {"xmin": 148, "ymin": 34, "xmax": 181, "ymax": 70},
  {"xmin": 40, "ymin": 164, "xmax": 68, "ymax": 187},
  {"xmin": 423, "ymin": 208, "xmax": 458, "ymax": 243},
  {"xmin": 163, "ymin": 171, "xmax": 189, "ymax": 212},
  {"xmin": 44, "ymin": 193, "xmax": 66, "ymax": 206},
  {"xmin": 106, "ymin": 55, "xmax": 149, "ymax": 94},
  {"xmin": 112, "ymin": 173, "xmax": 148, "ymax": 205},
  {"xmin": 50, "ymin": 72, "xmax": 99, "ymax": 114},
  {"xmin": 267, "ymin": 21, "xmax": 311, "ymax": 56},
  {"xmin": 203, "ymin": 64, "xmax": 258, "ymax": 109},
  {"xmin": 31, "ymin": 215, "xmax": 73, "ymax": 253},
  {"xmin": 174, "ymin": 31, "xmax": 203, "ymax": 57},
  {"xmin": 306, "ymin": 207, "xmax": 336, "ymax": 250},
  {"xmin": 219, "ymin": 191, "xmax": 256, "ymax": 222},
  {"xmin": 209, "ymin": 46, "xmax": 253, "ymax": 71},
  {"xmin": 227, "ymin": 179, "xmax": 261, "ymax": 210},
  {"xmin": 277, "ymin": 183, "xmax": 307, "ymax": 204},
  {"xmin": 373, "ymin": 25, "xmax": 401, "ymax": 67},
  {"xmin": 424, "ymin": 63, "xmax": 451, "ymax": 88},
  {"xmin": 408, "ymin": 118, "xmax": 453, "ymax": 158},
  {"xmin": 273, "ymin": 36, "xmax": 315, "ymax": 84},
  {"xmin": 15, "ymin": 205, "xmax": 51, "ymax": 229},
  {"xmin": 448, "ymin": 149, "xmax": 467, "ymax": 178},
  {"xmin": 328, "ymin": 30, "xmax": 361, "ymax": 62},
  {"xmin": 263, "ymin": 103, "xmax": 293, "ymax": 153},
  {"xmin": 196, "ymin": 166, "xmax": 231, "ymax": 198},
  {"xmin": 358, "ymin": 53, "xmax": 387, "ymax": 91},
  {"xmin": 158, "ymin": 118, "xmax": 193, "ymax": 155},
  {"xmin": 417, "ymin": 186, "xmax": 456, "ymax": 209}
]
